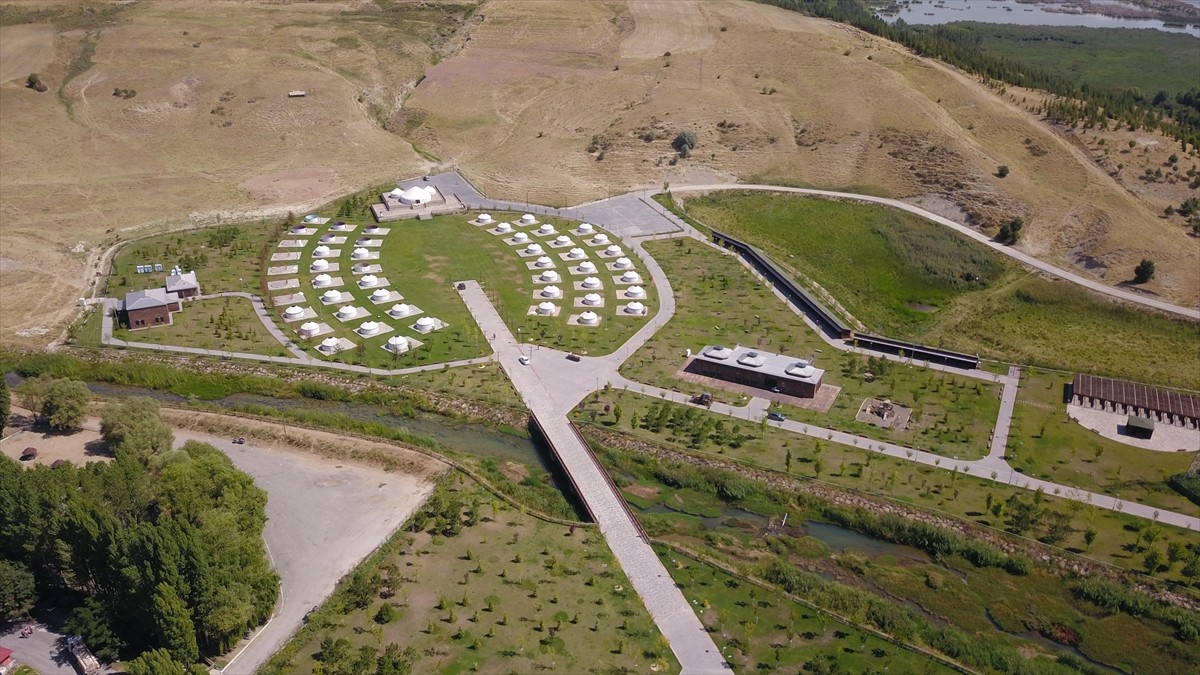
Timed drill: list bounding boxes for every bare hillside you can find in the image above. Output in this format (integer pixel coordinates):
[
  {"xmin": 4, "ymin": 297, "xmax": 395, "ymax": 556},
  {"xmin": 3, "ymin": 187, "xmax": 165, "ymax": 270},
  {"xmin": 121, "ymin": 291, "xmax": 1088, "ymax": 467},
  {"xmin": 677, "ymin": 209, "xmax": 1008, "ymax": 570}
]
[
  {"xmin": 0, "ymin": 0, "xmax": 458, "ymax": 343},
  {"xmin": 406, "ymin": 0, "xmax": 1199, "ymax": 305}
]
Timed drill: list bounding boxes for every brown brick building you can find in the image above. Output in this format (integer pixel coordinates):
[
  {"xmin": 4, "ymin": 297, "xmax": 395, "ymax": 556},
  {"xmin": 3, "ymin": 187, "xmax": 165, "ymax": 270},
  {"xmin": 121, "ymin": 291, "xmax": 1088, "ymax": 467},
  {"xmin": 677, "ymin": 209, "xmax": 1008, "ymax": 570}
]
[{"xmin": 121, "ymin": 288, "xmax": 181, "ymax": 329}]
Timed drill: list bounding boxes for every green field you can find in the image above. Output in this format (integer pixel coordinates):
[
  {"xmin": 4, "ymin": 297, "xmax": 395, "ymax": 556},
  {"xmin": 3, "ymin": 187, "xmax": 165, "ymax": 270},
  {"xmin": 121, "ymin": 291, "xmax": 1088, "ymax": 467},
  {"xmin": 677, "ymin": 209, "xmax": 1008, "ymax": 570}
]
[
  {"xmin": 682, "ymin": 192, "xmax": 1200, "ymax": 390},
  {"xmin": 108, "ymin": 221, "xmax": 273, "ymax": 297},
  {"xmin": 113, "ymin": 296, "xmax": 287, "ymax": 357},
  {"xmin": 622, "ymin": 239, "xmax": 1001, "ymax": 460},
  {"xmin": 262, "ymin": 476, "xmax": 679, "ymax": 675},
  {"xmin": 1006, "ymin": 369, "xmax": 1196, "ymax": 513},
  {"xmin": 575, "ymin": 390, "xmax": 1199, "ymax": 581},
  {"xmin": 272, "ymin": 209, "xmax": 651, "ymax": 368},
  {"xmin": 598, "ymin": 444, "xmax": 1200, "ymax": 674},
  {"xmin": 931, "ymin": 22, "xmax": 1200, "ymax": 96}
]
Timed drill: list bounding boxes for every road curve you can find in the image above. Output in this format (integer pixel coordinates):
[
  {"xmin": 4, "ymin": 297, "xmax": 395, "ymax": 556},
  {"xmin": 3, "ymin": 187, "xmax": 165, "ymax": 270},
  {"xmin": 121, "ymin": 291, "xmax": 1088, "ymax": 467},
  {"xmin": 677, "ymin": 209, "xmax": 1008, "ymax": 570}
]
[{"xmin": 665, "ymin": 184, "xmax": 1200, "ymax": 320}]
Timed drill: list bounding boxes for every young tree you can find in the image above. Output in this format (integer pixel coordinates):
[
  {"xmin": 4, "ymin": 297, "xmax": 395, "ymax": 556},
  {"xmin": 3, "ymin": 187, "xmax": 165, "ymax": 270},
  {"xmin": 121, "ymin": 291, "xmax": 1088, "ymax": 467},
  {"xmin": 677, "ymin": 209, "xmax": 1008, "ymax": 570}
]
[
  {"xmin": 43, "ymin": 379, "xmax": 91, "ymax": 431},
  {"xmin": 1143, "ymin": 547, "xmax": 1164, "ymax": 575},
  {"xmin": 1083, "ymin": 528, "xmax": 1097, "ymax": 551},
  {"xmin": 1134, "ymin": 259, "xmax": 1156, "ymax": 283},
  {"xmin": 0, "ymin": 559, "xmax": 37, "ymax": 620},
  {"xmin": 15, "ymin": 374, "xmax": 54, "ymax": 424}
]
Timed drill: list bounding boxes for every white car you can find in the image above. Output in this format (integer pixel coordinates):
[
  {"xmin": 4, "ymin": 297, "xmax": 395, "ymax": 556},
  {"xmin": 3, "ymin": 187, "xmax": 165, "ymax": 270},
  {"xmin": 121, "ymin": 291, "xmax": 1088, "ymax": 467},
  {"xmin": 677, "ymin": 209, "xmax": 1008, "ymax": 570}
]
[{"xmin": 518, "ymin": 356, "xmax": 530, "ymax": 365}]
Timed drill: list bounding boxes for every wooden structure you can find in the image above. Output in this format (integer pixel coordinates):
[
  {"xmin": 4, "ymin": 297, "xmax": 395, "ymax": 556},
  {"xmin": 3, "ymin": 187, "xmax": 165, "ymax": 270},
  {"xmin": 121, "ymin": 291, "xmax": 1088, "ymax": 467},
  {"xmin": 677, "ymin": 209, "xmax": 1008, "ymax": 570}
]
[{"xmin": 1071, "ymin": 373, "xmax": 1199, "ymax": 428}]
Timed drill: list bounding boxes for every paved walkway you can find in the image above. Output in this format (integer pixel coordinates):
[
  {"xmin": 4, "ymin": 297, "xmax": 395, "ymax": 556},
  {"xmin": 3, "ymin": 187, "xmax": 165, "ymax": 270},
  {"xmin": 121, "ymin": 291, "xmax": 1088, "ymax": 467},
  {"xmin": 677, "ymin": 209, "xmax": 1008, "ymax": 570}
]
[{"xmin": 456, "ymin": 281, "xmax": 727, "ymax": 674}]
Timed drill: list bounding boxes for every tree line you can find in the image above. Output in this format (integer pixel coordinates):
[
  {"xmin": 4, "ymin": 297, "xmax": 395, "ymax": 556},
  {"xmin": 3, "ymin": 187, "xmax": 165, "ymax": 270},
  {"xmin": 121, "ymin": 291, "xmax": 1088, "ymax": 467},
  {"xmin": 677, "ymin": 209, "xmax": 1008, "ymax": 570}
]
[
  {"xmin": 0, "ymin": 395, "xmax": 278, "ymax": 670},
  {"xmin": 760, "ymin": 0, "xmax": 1200, "ymax": 149}
]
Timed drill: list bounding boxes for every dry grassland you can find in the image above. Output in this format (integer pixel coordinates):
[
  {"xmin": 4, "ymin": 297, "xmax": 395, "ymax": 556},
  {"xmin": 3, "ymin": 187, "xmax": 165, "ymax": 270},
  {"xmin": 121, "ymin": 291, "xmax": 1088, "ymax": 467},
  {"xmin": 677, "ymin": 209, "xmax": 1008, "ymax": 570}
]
[
  {"xmin": 407, "ymin": 0, "xmax": 1198, "ymax": 304},
  {"xmin": 0, "ymin": 0, "xmax": 451, "ymax": 345}
]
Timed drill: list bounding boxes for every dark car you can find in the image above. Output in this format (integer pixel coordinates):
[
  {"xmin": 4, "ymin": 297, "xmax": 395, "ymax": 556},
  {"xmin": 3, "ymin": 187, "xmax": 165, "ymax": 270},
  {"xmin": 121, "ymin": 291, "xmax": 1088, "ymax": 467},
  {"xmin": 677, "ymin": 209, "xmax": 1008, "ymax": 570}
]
[{"xmin": 766, "ymin": 412, "xmax": 786, "ymax": 422}]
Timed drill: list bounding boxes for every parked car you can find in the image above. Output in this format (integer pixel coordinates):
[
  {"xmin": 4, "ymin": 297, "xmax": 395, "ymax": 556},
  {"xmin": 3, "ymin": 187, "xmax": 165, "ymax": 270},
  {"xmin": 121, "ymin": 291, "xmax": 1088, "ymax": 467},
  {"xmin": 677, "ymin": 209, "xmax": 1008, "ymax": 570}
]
[
  {"xmin": 766, "ymin": 412, "xmax": 787, "ymax": 422},
  {"xmin": 566, "ymin": 353, "xmax": 582, "ymax": 362},
  {"xmin": 692, "ymin": 393, "xmax": 712, "ymax": 406},
  {"xmin": 518, "ymin": 356, "xmax": 530, "ymax": 365}
]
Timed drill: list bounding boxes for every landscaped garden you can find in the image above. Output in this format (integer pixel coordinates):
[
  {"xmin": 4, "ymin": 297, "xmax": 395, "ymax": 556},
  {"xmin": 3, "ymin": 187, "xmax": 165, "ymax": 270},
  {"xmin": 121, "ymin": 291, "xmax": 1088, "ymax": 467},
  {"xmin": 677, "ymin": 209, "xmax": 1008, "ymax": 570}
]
[
  {"xmin": 622, "ymin": 239, "xmax": 1001, "ymax": 460},
  {"xmin": 260, "ymin": 475, "xmax": 679, "ymax": 675},
  {"xmin": 678, "ymin": 191, "xmax": 1200, "ymax": 390},
  {"xmin": 108, "ymin": 221, "xmax": 274, "ymax": 297},
  {"xmin": 112, "ymin": 296, "xmax": 287, "ymax": 357}
]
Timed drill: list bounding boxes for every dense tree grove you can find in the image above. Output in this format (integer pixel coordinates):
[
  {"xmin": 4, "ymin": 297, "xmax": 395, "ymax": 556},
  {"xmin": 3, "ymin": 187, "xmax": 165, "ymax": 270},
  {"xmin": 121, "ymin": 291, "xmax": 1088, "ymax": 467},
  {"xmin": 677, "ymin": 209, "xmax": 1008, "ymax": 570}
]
[
  {"xmin": 0, "ymin": 402, "xmax": 278, "ymax": 664},
  {"xmin": 762, "ymin": 0, "xmax": 1200, "ymax": 148}
]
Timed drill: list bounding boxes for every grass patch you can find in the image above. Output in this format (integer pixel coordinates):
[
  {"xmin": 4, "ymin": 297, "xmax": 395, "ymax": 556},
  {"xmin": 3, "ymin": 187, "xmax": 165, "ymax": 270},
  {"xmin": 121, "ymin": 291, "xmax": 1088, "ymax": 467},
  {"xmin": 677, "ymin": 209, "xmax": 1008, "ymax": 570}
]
[
  {"xmin": 260, "ymin": 475, "xmax": 678, "ymax": 675},
  {"xmin": 683, "ymin": 192, "xmax": 1200, "ymax": 389},
  {"xmin": 108, "ymin": 221, "xmax": 274, "ymax": 297},
  {"xmin": 113, "ymin": 296, "xmax": 287, "ymax": 357},
  {"xmin": 1005, "ymin": 369, "xmax": 1195, "ymax": 513}
]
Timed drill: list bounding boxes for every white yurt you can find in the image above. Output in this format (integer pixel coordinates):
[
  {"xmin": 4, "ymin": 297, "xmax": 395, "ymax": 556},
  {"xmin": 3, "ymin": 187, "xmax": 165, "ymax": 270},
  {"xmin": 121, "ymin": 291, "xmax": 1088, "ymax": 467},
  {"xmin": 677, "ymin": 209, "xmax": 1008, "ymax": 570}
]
[
  {"xmin": 578, "ymin": 223, "xmax": 594, "ymax": 233},
  {"xmin": 310, "ymin": 259, "xmax": 330, "ymax": 271},
  {"xmin": 386, "ymin": 335, "xmax": 407, "ymax": 350},
  {"xmin": 398, "ymin": 185, "xmax": 433, "ymax": 205},
  {"xmin": 625, "ymin": 285, "xmax": 646, "ymax": 298},
  {"xmin": 319, "ymin": 233, "xmax": 334, "ymax": 242},
  {"xmin": 322, "ymin": 289, "xmax": 342, "ymax": 303},
  {"xmin": 614, "ymin": 257, "xmax": 633, "ymax": 269},
  {"xmin": 535, "ymin": 256, "xmax": 554, "ymax": 268},
  {"xmin": 554, "ymin": 235, "xmax": 571, "ymax": 246},
  {"xmin": 415, "ymin": 316, "xmax": 435, "ymax": 332},
  {"xmin": 582, "ymin": 293, "xmax": 602, "ymax": 306},
  {"xmin": 358, "ymin": 321, "xmax": 380, "ymax": 336},
  {"xmin": 304, "ymin": 214, "xmax": 318, "ymax": 223},
  {"xmin": 592, "ymin": 233, "xmax": 610, "ymax": 245},
  {"xmin": 319, "ymin": 337, "xmax": 341, "ymax": 352},
  {"xmin": 359, "ymin": 274, "xmax": 379, "ymax": 287},
  {"xmin": 539, "ymin": 270, "xmax": 560, "ymax": 283},
  {"xmin": 541, "ymin": 285, "xmax": 562, "ymax": 298},
  {"xmin": 578, "ymin": 261, "xmax": 597, "ymax": 273},
  {"xmin": 567, "ymin": 247, "xmax": 586, "ymax": 259},
  {"xmin": 313, "ymin": 245, "xmax": 331, "ymax": 257},
  {"xmin": 313, "ymin": 274, "xmax": 333, "ymax": 287},
  {"xmin": 582, "ymin": 276, "xmax": 602, "ymax": 289},
  {"xmin": 336, "ymin": 305, "xmax": 357, "ymax": 320},
  {"xmin": 477, "ymin": 213, "xmax": 493, "ymax": 224},
  {"xmin": 605, "ymin": 244, "xmax": 622, "ymax": 256},
  {"xmin": 621, "ymin": 270, "xmax": 642, "ymax": 283},
  {"xmin": 352, "ymin": 247, "xmax": 370, "ymax": 259},
  {"xmin": 525, "ymin": 243, "xmax": 544, "ymax": 255},
  {"xmin": 625, "ymin": 301, "xmax": 646, "ymax": 315},
  {"xmin": 332, "ymin": 221, "xmax": 349, "ymax": 231},
  {"xmin": 389, "ymin": 303, "xmax": 411, "ymax": 317},
  {"xmin": 536, "ymin": 224, "xmax": 555, "ymax": 236},
  {"xmin": 284, "ymin": 306, "xmax": 304, "ymax": 319},
  {"xmin": 371, "ymin": 288, "xmax": 391, "ymax": 301},
  {"xmin": 520, "ymin": 214, "xmax": 536, "ymax": 225},
  {"xmin": 299, "ymin": 321, "xmax": 319, "ymax": 337},
  {"xmin": 537, "ymin": 301, "xmax": 556, "ymax": 315},
  {"xmin": 365, "ymin": 225, "xmax": 380, "ymax": 233},
  {"xmin": 578, "ymin": 311, "xmax": 599, "ymax": 325},
  {"xmin": 356, "ymin": 237, "xmax": 375, "ymax": 246},
  {"xmin": 291, "ymin": 224, "xmax": 307, "ymax": 234},
  {"xmin": 513, "ymin": 232, "xmax": 530, "ymax": 243},
  {"xmin": 496, "ymin": 222, "xmax": 513, "ymax": 233}
]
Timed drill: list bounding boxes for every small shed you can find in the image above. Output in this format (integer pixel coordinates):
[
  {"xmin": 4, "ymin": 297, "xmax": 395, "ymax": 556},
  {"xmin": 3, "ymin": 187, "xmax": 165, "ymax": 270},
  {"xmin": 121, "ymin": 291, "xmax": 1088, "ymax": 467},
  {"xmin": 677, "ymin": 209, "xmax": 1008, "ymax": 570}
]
[
  {"xmin": 1125, "ymin": 415, "xmax": 1155, "ymax": 439},
  {"xmin": 288, "ymin": 90, "xmax": 306, "ymax": 98}
]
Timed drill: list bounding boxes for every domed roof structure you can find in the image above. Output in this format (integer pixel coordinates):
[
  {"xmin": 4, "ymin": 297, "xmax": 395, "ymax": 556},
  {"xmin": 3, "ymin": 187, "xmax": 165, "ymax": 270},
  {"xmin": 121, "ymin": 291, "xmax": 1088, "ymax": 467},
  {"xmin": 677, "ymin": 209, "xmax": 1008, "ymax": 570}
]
[
  {"xmin": 496, "ymin": 222, "xmax": 513, "ymax": 232},
  {"xmin": 567, "ymin": 247, "xmax": 586, "ymax": 259},
  {"xmin": 322, "ymin": 290, "xmax": 342, "ymax": 302},
  {"xmin": 358, "ymin": 321, "xmax": 380, "ymax": 335},
  {"xmin": 313, "ymin": 274, "xmax": 333, "ymax": 287},
  {"xmin": 537, "ymin": 301, "xmax": 556, "ymax": 315},
  {"xmin": 605, "ymin": 244, "xmax": 622, "ymax": 255},
  {"xmin": 387, "ymin": 335, "xmax": 406, "ymax": 347},
  {"xmin": 582, "ymin": 293, "xmax": 602, "ymax": 306},
  {"xmin": 537, "ymin": 224, "xmax": 555, "ymax": 235},
  {"xmin": 554, "ymin": 235, "xmax": 571, "ymax": 245},
  {"xmin": 539, "ymin": 270, "xmax": 560, "ymax": 282},
  {"xmin": 284, "ymin": 306, "xmax": 303, "ymax": 317},
  {"xmin": 621, "ymin": 270, "xmax": 641, "ymax": 283},
  {"xmin": 625, "ymin": 285, "xmax": 646, "ymax": 298},
  {"xmin": 359, "ymin": 274, "xmax": 378, "ymax": 287},
  {"xmin": 311, "ymin": 259, "xmax": 330, "ymax": 271},
  {"xmin": 397, "ymin": 185, "xmax": 434, "ymax": 204},
  {"xmin": 390, "ymin": 303, "xmax": 411, "ymax": 315},
  {"xmin": 299, "ymin": 321, "xmax": 319, "ymax": 334},
  {"xmin": 625, "ymin": 301, "xmax": 646, "ymax": 315},
  {"xmin": 614, "ymin": 257, "xmax": 633, "ymax": 269},
  {"xmin": 578, "ymin": 223, "xmax": 594, "ymax": 232},
  {"xmin": 320, "ymin": 337, "xmax": 340, "ymax": 350},
  {"xmin": 535, "ymin": 256, "xmax": 554, "ymax": 268},
  {"xmin": 520, "ymin": 214, "xmax": 536, "ymax": 224},
  {"xmin": 579, "ymin": 311, "xmax": 599, "ymax": 325},
  {"xmin": 477, "ymin": 213, "xmax": 493, "ymax": 223},
  {"xmin": 513, "ymin": 232, "xmax": 529, "ymax": 242},
  {"xmin": 578, "ymin": 261, "xmax": 597, "ymax": 273},
  {"xmin": 313, "ymin": 245, "xmax": 331, "ymax": 257},
  {"xmin": 416, "ymin": 316, "xmax": 434, "ymax": 328},
  {"xmin": 336, "ymin": 305, "xmax": 356, "ymax": 319},
  {"xmin": 541, "ymin": 285, "xmax": 562, "ymax": 298},
  {"xmin": 592, "ymin": 234, "xmax": 609, "ymax": 244},
  {"xmin": 582, "ymin": 276, "xmax": 602, "ymax": 288},
  {"xmin": 525, "ymin": 243, "xmax": 544, "ymax": 255},
  {"xmin": 352, "ymin": 247, "xmax": 370, "ymax": 259},
  {"xmin": 371, "ymin": 288, "xmax": 390, "ymax": 299}
]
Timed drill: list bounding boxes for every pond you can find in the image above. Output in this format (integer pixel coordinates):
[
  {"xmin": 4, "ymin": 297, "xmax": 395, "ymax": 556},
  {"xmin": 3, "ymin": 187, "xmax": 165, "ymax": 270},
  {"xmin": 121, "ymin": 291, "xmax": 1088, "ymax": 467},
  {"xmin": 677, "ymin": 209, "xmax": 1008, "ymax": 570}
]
[{"xmin": 877, "ymin": 0, "xmax": 1200, "ymax": 37}]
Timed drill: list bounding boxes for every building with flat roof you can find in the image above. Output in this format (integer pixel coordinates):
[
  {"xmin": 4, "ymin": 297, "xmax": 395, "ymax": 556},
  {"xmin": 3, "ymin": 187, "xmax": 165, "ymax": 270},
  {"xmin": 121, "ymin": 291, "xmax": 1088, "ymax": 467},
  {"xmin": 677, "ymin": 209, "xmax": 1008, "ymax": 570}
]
[
  {"xmin": 687, "ymin": 345, "xmax": 825, "ymax": 398},
  {"xmin": 120, "ymin": 288, "xmax": 181, "ymax": 329}
]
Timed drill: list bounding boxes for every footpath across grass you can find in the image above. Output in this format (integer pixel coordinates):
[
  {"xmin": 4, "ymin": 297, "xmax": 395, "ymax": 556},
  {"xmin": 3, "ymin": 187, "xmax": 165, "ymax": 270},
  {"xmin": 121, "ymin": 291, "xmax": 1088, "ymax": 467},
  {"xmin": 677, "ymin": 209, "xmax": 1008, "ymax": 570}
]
[
  {"xmin": 682, "ymin": 192, "xmax": 1200, "ymax": 390},
  {"xmin": 261, "ymin": 476, "xmax": 679, "ymax": 674}
]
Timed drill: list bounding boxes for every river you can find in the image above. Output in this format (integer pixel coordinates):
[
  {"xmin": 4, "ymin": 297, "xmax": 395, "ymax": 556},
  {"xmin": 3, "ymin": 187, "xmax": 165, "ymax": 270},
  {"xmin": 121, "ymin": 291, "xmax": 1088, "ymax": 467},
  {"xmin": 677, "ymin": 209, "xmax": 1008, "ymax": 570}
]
[{"xmin": 877, "ymin": 0, "xmax": 1200, "ymax": 37}]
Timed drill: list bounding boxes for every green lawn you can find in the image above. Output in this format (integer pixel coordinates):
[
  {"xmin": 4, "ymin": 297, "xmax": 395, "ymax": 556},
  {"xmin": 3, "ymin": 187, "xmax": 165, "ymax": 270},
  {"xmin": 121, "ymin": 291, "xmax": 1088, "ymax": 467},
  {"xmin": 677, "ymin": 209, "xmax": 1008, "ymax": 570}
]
[
  {"xmin": 108, "ymin": 221, "xmax": 273, "ymax": 297},
  {"xmin": 276, "ymin": 210, "xmax": 652, "ymax": 368},
  {"xmin": 262, "ymin": 476, "xmax": 678, "ymax": 675},
  {"xmin": 682, "ymin": 192, "xmax": 1200, "ymax": 390},
  {"xmin": 623, "ymin": 239, "xmax": 1000, "ymax": 460},
  {"xmin": 113, "ymin": 296, "xmax": 287, "ymax": 357},
  {"xmin": 1006, "ymin": 369, "xmax": 1196, "ymax": 514}
]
